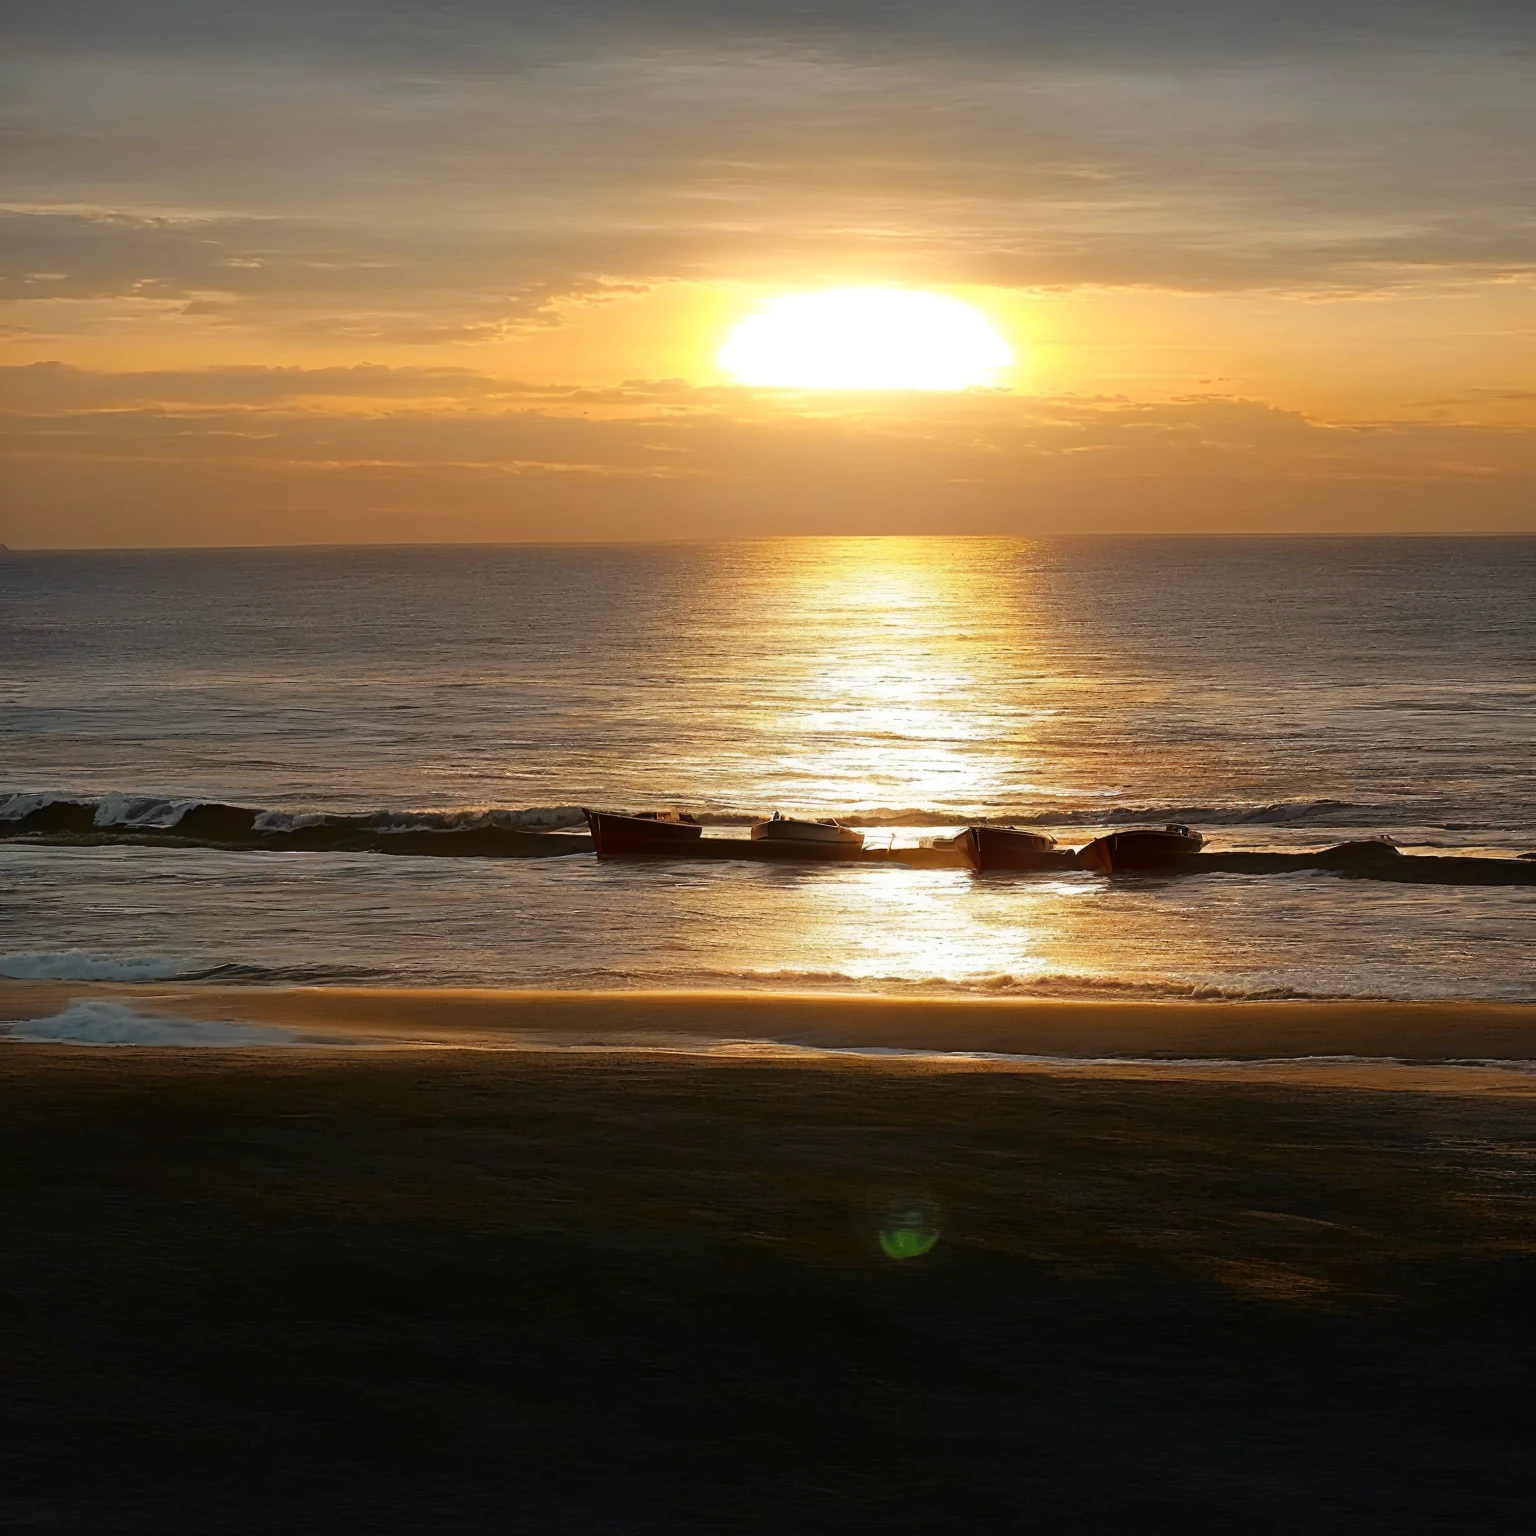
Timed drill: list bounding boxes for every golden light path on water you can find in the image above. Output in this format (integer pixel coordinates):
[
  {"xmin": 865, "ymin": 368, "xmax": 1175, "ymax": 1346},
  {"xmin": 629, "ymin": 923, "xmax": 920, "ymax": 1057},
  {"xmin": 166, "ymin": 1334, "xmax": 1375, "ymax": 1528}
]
[
  {"xmin": 6, "ymin": 542, "xmax": 1530, "ymax": 1008},
  {"xmin": 792, "ymin": 867, "xmax": 1102, "ymax": 988},
  {"xmin": 716, "ymin": 537, "xmax": 1078, "ymax": 819},
  {"xmin": 682, "ymin": 538, "xmax": 1113, "ymax": 991}
]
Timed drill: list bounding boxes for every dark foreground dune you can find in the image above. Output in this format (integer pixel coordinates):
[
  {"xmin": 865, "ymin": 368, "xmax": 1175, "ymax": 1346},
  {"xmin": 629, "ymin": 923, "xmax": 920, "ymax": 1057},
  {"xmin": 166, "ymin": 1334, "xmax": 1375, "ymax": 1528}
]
[{"xmin": 5, "ymin": 1044, "xmax": 1536, "ymax": 1533}]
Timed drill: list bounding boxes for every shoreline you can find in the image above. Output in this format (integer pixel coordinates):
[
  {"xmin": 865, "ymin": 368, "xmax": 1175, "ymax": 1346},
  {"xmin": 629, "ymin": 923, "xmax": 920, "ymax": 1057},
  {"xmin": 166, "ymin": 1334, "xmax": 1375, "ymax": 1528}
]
[{"xmin": 5, "ymin": 983, "xmax": 1536, "ymax": 1087}]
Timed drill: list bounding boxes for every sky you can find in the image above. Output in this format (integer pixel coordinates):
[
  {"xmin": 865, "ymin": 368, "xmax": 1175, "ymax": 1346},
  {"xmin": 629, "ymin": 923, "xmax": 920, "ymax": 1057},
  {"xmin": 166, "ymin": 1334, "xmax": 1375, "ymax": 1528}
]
[{"xmin": 2, "ymin": 0, "xmax": 1534, "ymax": 546}]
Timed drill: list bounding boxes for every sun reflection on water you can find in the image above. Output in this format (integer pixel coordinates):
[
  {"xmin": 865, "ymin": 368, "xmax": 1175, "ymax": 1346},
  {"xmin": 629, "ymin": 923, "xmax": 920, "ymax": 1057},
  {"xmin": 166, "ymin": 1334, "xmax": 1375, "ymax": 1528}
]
[
  {"xmin": 721, "ymin": 537, "xmax": 1068, "ymax": 817},
  {"xmin": 729, "ymin": 865, "xmax": 1105, "ymax": 990}
]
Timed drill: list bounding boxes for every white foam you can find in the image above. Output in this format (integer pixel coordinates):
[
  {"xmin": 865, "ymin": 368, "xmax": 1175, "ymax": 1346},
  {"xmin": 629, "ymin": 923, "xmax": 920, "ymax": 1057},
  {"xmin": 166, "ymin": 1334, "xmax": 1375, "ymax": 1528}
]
[
  {"xmin": 502, "ymin": 805, "xmax": 588, "ymax": 831},
  {"xmin": 366, "ymin": 806, "xmax": 588, "ymax": 834},
  {"xmin": 3, "ymin": 1000, "xmax": 297, "ymax": 1047},
  {"xmin": 0, "ymin": 791, "xmax": 68, "ymax": 822},
  {"xmin": 589, "ymin": 1039, "xmax": 1536, "ymax": 1072},
  {"xmin": 704, "ymin": 967, "xmax": 1347, "ymax": 1002},
  {"xmin": 0, "ymin": 950, "xmax": 189, "ymax": 982},
  {"xmin": 251, "ymin": 809, "xmax": 326, "ymax": 833},
  {"xmin": 92, "ymin": 793, "xmax": 199, "ymax": 829}
]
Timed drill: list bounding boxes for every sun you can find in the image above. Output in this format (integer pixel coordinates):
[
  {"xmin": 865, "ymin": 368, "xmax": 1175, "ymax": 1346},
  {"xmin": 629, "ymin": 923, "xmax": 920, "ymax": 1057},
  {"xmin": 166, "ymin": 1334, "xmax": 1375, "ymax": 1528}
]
[{"xmin": 718, "ymin": 287, "xmax": 1011, "ymax": 391}]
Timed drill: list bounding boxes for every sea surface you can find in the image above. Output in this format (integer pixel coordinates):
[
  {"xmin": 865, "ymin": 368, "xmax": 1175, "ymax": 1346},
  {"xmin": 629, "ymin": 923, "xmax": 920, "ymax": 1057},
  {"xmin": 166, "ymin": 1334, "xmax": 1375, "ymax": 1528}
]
[{"xmin": 3, "ymin": 537, "xmax": 1533, "ymax": 1009}]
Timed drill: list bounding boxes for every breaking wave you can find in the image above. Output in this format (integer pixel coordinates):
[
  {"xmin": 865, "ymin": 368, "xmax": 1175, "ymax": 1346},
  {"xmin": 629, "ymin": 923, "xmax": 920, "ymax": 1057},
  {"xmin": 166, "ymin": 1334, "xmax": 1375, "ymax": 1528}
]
[
  {"xmin": 828, "ymin": 798, "xmax": 1481, "ymax": 830},
  {"xmin": 4, "ymin": 792, "xmax": 1528, "ymax": 899},
  {"xmin": 670, "ymin": 968, "xmax": 1362, "ymax": 1002},
  {"xmin": 661, "ymin": 1042, "xmax": 1536, "ymax": 1072},
  {"xmin": 0, "ymin": 951, "xmax": 393, "ymax": 986},
  {"xmin": 0, "ymin": 793, "xmax": 594, "ymax": 857},
  {"xmin": 0, "ymin": 950, "xmax": 193, "ymax": 982},
  {"xmin": 2, "ymin": 1000, "xmax": 297, "ymax": 1047},
  {"xmin": 0, "ymin": 789, "xmax": 1502, "ymax": 857},
  {"xmin": 0, "ymin": 947, "xmax": 1399, "ymax": 1001}
]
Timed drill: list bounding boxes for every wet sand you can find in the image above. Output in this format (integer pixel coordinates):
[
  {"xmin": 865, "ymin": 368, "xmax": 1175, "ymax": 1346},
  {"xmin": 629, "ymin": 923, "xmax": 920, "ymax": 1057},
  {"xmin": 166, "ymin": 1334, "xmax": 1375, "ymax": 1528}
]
[
  {"xmin": 5, "ymin": 1023, "xmax": 1536, "ymax": 1531},
  {"xmin": 6, "ymin": 982, "xmax": 1536, "ymax": 1070}
]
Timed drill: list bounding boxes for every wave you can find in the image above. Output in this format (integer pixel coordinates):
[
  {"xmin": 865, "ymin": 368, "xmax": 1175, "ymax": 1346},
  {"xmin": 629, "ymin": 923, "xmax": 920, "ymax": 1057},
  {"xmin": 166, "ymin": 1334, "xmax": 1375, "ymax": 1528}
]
[
  {"xmin": 833, "ymin": 799, "xmax": 1463, "ymax": 829},
  {"xmin": 5, "ymin": 793, "xmax": 1529, "ymax": 890},
  {"xmin": 1, "ymin": 789, "xmax": 1501, "ymax": 844},
  {"xmin": 0, "ymin": 950, "xmax": 193, "ymax": 982},
  {"xmin": 0, "ymin": 951, "xmax": 395, "ymax": 986},
  {"xmin": 0, "ymin": 793, "xmax": 594, "ymax": 858},
  {"xmin": 10, "ymin": 999, "xmax": 1529, "ymax": 1066},
  {"xmin": 0, "ymin": 947, "xmax": 1396, "ymax": 1002},
  {"xmin": 2, "ymin": 1000, "xmax": 297, "ymax": 1047},
  {"xmin": 186, "ymin": 961, "xmax": 393, "ymax": 985},
  {"xmin": 667, "ymin": 968, "xmax": 1362, "ymax": 1002},
  {"xmin": 671, "ymin": 1042, "xmax": 1536, "ymax": 1072},
  {"xmin": 572, "ymin": 797, "xmax": 1464, "ymax": 829}
]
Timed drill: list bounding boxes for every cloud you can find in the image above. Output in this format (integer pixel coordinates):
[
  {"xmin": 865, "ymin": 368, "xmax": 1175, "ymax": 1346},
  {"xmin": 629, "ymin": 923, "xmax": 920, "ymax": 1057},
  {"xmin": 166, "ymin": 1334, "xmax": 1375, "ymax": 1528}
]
[
  {"xmin": 4, "ymin": 365, "xmax": 1533, "ymax": 545},
  {"xmin": 0, "ymin": 209, "xmax": 664, "ymax": 340},
  {"xmin": 2, "ymin": 4, "xmax": 1531, "ymax": 543},
  {"xmin": 0, "ymin": 360, "xmax": 549, "ymax": 408},
  {"xmin": 1, "ymin": 0, "xmax": 1533, "ymax": 346},
  {"xmin": 6, "ymin": 2, "xmax": 1533, "ymax": 71}
]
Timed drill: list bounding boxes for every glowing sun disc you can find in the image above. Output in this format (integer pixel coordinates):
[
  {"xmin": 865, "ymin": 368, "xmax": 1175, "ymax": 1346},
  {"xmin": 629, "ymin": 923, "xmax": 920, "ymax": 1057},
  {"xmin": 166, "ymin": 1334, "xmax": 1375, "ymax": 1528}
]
[{"xmin": 719, "ymin": 288, "xmax": 1011, "ymax": 391}]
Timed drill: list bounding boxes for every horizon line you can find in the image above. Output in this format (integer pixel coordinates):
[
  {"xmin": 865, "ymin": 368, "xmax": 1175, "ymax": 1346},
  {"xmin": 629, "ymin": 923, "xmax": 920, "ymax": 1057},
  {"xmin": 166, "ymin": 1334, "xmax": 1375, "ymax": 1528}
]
[{"xmin": 6, "ymin": 531, "xmax": 1535, "ymax": 556}]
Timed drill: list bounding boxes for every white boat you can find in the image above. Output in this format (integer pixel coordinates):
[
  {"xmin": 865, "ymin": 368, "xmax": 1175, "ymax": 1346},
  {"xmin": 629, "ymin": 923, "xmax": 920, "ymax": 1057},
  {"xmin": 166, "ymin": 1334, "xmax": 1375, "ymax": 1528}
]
[{"xmin": 750, "ymin": 813, "xmax": 864, "ymax": 849}]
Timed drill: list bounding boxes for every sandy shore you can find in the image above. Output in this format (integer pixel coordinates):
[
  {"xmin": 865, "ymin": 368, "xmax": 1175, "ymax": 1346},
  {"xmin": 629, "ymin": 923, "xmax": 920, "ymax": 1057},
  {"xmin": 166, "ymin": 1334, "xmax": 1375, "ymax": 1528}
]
[
  {"xmin": 5, "ymin": 1044, "xmax": 1536, "ymax": 1532},
  {"xmin": 4, "ymin": 982, "xmax": 1536, "ymax": 1085}
]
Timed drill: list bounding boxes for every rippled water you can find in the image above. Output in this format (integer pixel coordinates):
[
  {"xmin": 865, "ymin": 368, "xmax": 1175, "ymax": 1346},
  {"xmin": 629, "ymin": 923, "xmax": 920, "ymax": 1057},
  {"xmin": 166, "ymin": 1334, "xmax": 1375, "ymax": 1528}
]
[{"xmin": 3, "ymin": 537, "xmax": 1532, "ymax": 1000}]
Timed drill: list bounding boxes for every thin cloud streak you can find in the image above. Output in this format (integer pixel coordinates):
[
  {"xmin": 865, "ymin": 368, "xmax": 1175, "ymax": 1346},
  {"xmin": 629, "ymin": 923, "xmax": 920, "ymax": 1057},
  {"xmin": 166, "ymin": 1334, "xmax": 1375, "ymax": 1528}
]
[{"xmin": 5, "ymin": 366, "xmax": 1533, "ymax": 546}]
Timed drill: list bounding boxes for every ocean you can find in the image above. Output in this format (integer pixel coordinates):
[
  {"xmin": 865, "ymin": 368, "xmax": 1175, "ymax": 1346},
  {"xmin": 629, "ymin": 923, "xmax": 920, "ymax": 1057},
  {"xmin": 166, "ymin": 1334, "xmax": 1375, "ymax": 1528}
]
[{"xmin": 3, "ymin": 537, "xmax": 1533, "ymax": 1006}]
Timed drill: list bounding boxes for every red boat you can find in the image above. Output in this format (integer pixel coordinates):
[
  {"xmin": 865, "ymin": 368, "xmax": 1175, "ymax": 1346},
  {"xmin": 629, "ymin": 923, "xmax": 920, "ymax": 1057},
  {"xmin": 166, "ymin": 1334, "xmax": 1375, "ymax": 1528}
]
[
  {"xmin": 1076, "ymin": 823, "xmax": 1204, "ymax": 874},
  {"xmin": 585, "ymin": 809, "xmax": 704, "ymax": 858},
  {"xmin": 938, "ymin": 826, "xmax": 1058, "ymax": 872}
]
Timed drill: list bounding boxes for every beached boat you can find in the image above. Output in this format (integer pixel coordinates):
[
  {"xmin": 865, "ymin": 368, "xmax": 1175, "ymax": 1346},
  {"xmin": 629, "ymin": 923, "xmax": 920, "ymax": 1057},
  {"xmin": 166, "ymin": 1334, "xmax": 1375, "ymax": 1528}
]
[
  {"xmin": 938, "ymin": 825, "xmax": 1058, "ymax": 872},
  {"xmin": 1076, "ymin": 823, "xmax": 1204, "ymax": 874},
  {"xmin": 750, "ymin": 814, "xmax": 864, "ymax": 849},
  {"xmin": 585, "ymin": 808, "xmax": 703, "ymax": 858}
]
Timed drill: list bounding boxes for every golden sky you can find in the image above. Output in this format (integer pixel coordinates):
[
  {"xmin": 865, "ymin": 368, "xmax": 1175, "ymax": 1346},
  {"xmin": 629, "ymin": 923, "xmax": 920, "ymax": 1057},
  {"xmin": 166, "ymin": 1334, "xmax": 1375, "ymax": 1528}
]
[{"xmin": 2, "ymin": 0, "xmax": 1535, "ymax": 545}]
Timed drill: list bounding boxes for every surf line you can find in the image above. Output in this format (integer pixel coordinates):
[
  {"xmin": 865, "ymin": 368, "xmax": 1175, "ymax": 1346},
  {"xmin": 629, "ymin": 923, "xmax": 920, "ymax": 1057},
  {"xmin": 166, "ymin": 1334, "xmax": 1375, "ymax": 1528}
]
[{"xmin": 3, "ymin": 798, "xmax": 1533, "ymax": 886}]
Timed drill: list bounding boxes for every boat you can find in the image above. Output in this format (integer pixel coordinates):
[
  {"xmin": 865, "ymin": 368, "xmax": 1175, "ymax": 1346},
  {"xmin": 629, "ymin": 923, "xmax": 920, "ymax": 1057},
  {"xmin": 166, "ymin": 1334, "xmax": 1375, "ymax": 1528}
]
[
  {"xmin": 1076, "ymin": 823, "xmax": 1204, "ymax": 874},
  {"xmin": 937, "ymin": 825, "xmax": 1058, "ymax": 872},
  {"xmin": 585, "ymin": 808, "xmax": 704, "ymax": 858},
  {"xmin": 750, "ymin": 813, "xmax": 864, "ymax": 850}
]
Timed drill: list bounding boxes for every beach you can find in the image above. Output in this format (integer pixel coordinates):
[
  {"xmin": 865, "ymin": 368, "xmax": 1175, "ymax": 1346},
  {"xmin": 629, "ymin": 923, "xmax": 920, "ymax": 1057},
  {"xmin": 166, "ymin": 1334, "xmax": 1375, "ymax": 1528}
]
[
  {"xmin": 6, "ymin": 1022, "xmax": 1536, "ymax": 1532},
  {"xmin": 7, "ymin": 982, "xmax": 1536, "ymax": 1071},
  {"xmin": 5, "ymin": 540, "xmax": 1533, "ymax": 1529}
]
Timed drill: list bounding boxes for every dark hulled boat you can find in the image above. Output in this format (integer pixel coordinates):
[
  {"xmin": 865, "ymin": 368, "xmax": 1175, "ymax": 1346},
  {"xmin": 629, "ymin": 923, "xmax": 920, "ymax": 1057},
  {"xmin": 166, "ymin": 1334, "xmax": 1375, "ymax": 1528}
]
[
  {"xmin": 1076, "ymin": 823, "xmax": 1204, "ymax": 874},
  {"xmin": 585, "ymin": 809, "xmax": 704, "ymax": 858},
  {"xmin": 938, "ymin": 825, "xmax": 1058, "ymax": 872}
]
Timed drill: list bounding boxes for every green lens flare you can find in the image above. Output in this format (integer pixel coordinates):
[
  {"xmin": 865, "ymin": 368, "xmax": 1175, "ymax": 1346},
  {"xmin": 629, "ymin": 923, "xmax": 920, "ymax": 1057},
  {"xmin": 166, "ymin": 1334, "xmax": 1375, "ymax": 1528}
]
[{"xmin": 879, "ymin": 1225, "xmax": 939, "ymax": 1260}]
